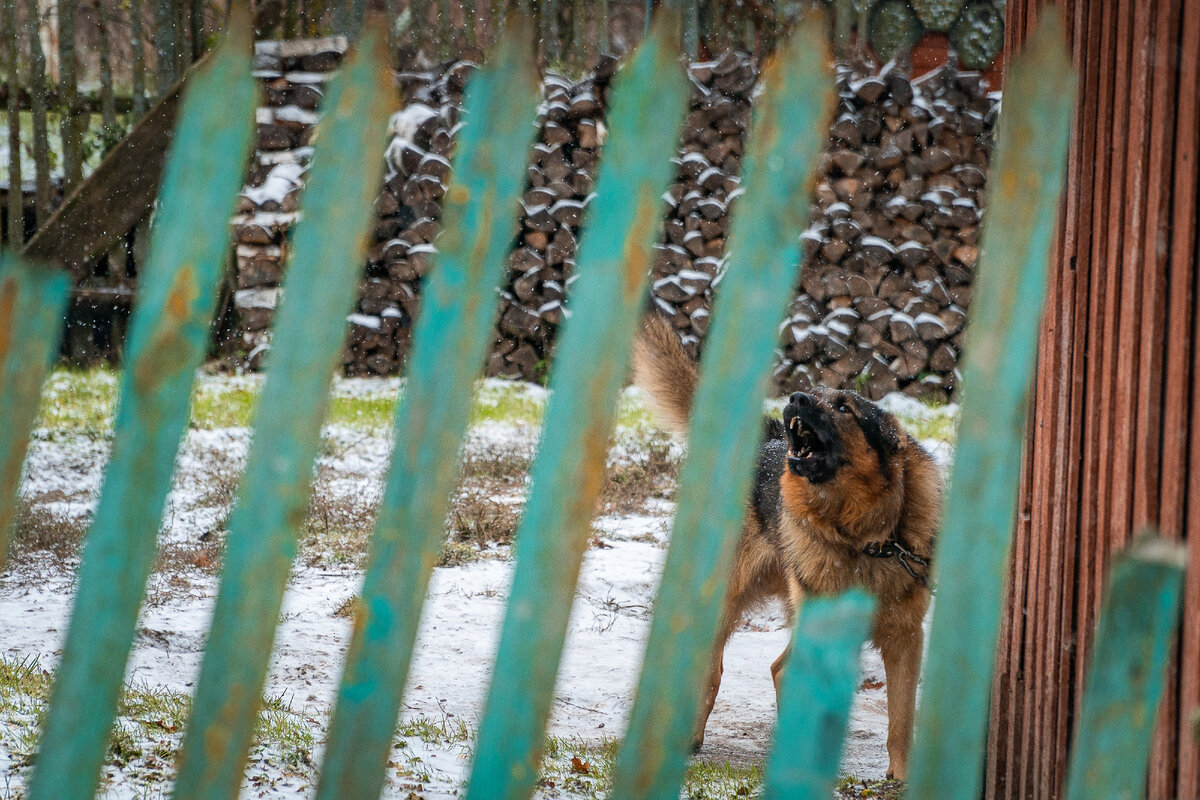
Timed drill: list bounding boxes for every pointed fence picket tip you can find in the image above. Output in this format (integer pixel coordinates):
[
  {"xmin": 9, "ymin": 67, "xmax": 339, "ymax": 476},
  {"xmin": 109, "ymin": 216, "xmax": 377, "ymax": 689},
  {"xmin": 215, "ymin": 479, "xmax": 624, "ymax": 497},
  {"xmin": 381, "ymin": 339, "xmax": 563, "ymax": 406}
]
[
  {"xmin": 314, "ymin": 19, "xmax": 541, "ymax": 800},
  {"xmin": 905, "ymin": 8, "xmax": 1076, "ymax": 800},
  {"xmin": 1062, "ymin": 536, "xmax": 1186, "ymax": 800}
]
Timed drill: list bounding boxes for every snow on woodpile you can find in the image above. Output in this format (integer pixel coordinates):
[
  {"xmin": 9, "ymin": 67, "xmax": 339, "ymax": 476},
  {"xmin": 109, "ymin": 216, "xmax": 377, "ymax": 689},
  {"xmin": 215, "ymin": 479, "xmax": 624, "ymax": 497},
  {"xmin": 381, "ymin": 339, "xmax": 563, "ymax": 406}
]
[
  {"xmin": 225, "ymin": 41, "xmax": 995, "ymax": 402},
  {"xmin": 774, "ymin": 61, "xmax": 999, "ymax": 403},
  {"xmin": 230, "ymin": 37, "xmax": 346, "ymax": 367}
]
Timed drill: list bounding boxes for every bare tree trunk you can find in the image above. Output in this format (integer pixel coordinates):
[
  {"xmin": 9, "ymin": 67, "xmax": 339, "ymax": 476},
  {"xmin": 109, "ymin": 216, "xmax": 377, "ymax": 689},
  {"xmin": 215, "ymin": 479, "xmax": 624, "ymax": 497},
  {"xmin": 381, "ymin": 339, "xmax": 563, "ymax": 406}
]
[
  {"xmin": 174, "ymin": 0, "xmax": 189, "ymax": 74},
  {"xmin": 58, "ymin": 0, "xmax": 82, "ymax": 192},
  {"xmin": 155, "ymin": 0, "xmax": 178, "ymax": 95},
  {"xmin": 3, "ymin": 0, "xmax": 22, "ymax": 244},
  {"xmin": 284, "ymin": 0, "xmax": 299, "ymax": 38},
  {"xmin": 437, "ymin": 0, "xmax": 451, "ymax": 59},
  {"xmin": 129, "ymin": 0, "xmax": 147, "ymax": 115},
  {"xmin": 331, "ymin": 0, "xmax": 350, "ymax": 35},
  {"xmin": 464, "ymin": 0, "xmax": 476, "ymax": 50},
  {"xmin": 190, "ymin": 0, "xmax": 203, "ymax": 59},
  {"xmin": 410, "ymin": 0, "xmax": 429, "ymax": 54},
  {"xmin": 97, "ymin": 0, "xmax": 119, "ymax": 151},
  {"xmin": 25, "ymin": 0, "xmax": 51, "ymax": 226}
]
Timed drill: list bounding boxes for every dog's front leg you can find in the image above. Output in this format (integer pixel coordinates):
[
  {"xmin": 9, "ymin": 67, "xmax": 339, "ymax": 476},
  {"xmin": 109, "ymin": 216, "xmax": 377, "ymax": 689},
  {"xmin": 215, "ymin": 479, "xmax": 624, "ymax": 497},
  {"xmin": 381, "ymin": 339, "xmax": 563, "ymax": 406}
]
[{"xmin": 874, "ymin": 594, "xmax": 927, "ymax": 781}]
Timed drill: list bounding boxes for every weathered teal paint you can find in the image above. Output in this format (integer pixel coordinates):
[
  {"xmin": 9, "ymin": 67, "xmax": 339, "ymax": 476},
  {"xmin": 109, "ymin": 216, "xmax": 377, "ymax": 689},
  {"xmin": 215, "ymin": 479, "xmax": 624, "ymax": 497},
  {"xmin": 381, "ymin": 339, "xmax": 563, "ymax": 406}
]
[
  {"xmin": 762, "ymin": 591, "xmax": 876, "ymax": 800},
  {"xmin": 314, "ymin": 24, "xmax": 541, "ymax": 800},
  {"xmin": 25, "ymin": 17, "xmax": 257, "ymax": 800},
  {"xmin": 609, "ymin": 19, "xmax": 834, "ymax": 800},
  {"xmin": 0, "ymin": 252, "xmax": 68, "ymax": 568},
  {"xmin": 1063, "ymin": 538, "xmax": 1186, "ymax": 800},
  {"xmin": 905, "ymin": 11, "xmax": 1076, "ymax": 800},
  {"xmin": 171, "ymin": 28, "xmax": 394, "ymax": 800},
  {"xmin": 464, "ymin": 20, "xmax": 690, "ymax": 800}
]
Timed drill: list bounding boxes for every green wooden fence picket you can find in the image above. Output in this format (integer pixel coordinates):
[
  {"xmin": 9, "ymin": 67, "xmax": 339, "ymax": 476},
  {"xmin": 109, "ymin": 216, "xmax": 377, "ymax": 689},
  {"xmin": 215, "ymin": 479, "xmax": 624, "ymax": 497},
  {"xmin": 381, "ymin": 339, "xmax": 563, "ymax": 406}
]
[
  {"xmin": 465, "ymin": 19, "xmax": 690, "ymax": 800},
  {"xmin": 1063, "ymin": 538, "xmax": 1187, "ymax": 800},
  {"xmin": 10, "ymin": 10, "xmax": 1186, "ymax": 800},
  {"xmin": 25, "ymin": 18, "xmax": 258, "ymax": 800},
  {"xmin": 0, "ymin": 252, "xmax": 69, "ymax": 568},
  {"xmin": 172, "ymin": 27, "xmax": 394, "ymax": 800},
  {"xmin": 906, "ymin": 9, "xmax": 1076, "ymax": 799},
  {"xmin": 315, "ymin": 23, "xmax": 542, "ymax": 800},
  {"xmin": 763, "ymin": 591, "xmax": 876, "ymax": 800},
  {"xmin": 610, "ymin": 18, "xmax": 833, "ymax": 800}
]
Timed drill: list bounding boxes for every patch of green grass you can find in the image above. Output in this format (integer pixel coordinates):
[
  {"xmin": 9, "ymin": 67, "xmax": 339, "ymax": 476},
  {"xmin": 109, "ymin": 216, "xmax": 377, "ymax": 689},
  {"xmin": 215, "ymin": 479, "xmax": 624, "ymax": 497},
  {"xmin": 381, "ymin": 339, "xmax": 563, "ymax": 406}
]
[
  {"xmin": 615, "ymin": 390, "xmax": 662, "ymax": 433},
  {"xmin": 189, "ymin": 380, "xmax": 260, "ymax": 429},
  {"xmin": 835, "ymin": 775, "xmax": 906, "ymax": 799},
  {"xmin": 0, "ymin": 656, "xmax": 319, "ymax": 785},
  {"xmin": 682, "ymin": 760, "xmax": 762, "ymax": 800},
  {"xmin": 469, "ymin": 380, "xmax": 548, "ymax": 427},
  {"xmin": 536, "ymin": 735, "xmax": 762, "ymax": 799},
  {"xmin": 327, "ymin": 394, "xmax": 399, "ymax": 429},
  {"xmin": 34, "ymin": 368, "xmax": 119, "ymax": 437}
]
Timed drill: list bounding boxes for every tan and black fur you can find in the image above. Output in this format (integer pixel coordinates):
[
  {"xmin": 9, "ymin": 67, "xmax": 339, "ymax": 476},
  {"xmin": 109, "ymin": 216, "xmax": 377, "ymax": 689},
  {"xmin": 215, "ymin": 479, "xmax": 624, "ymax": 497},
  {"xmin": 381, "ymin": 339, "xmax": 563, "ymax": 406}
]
[{"xmin": 632, "ymin": 317, "xmax": 942, "ymax": 780}]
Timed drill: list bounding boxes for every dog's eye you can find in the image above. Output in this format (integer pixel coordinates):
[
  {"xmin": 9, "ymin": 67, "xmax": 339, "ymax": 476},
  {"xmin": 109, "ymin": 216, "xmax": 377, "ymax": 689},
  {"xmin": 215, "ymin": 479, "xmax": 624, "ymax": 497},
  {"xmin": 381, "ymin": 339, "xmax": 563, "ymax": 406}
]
[{"xmin": 836, "ymin": 401, "xmax": 852, "ymax": 414}]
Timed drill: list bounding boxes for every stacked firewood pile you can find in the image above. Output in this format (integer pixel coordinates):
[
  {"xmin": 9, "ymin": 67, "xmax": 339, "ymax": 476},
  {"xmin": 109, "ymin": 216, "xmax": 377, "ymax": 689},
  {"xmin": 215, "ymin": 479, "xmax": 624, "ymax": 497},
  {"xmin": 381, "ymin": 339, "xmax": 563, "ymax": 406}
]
[
  {"xmin": 231, "ymin": 37, "xmax": 346, "ymax": 367},
  {"xmin": 484, "ymin": 56, "xmax": 619, "ymax": 380},
  {"xmin": 229, "ymin": 42, "xmax": 995, "ymax": 402},
  {"xmin": 773, "ymin": 62, "xmax": 998, "ymax": 402},
  {"xmin": 343, "ymin": 62, "xmax": 475, "ymax": 375},
  {"xmin": 647, "ymin": 51, "xmax": 756, "ymax": 360}
]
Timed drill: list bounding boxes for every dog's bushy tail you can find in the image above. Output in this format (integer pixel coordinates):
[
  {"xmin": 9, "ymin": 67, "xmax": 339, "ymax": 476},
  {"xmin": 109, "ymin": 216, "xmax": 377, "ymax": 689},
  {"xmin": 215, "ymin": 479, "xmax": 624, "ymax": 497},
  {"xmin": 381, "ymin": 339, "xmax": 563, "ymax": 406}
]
[{"xmin": 631, "ymin": 315, "xmax": 698, "ymax": 435}]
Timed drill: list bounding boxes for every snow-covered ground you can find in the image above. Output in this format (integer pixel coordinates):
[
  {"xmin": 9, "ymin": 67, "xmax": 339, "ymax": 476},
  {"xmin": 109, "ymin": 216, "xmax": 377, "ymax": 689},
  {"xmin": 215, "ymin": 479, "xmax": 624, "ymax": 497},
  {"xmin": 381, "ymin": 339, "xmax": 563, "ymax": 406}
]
[{"xmin": 0, "ymin": 374, "xmax": 956, "ymax": 799}]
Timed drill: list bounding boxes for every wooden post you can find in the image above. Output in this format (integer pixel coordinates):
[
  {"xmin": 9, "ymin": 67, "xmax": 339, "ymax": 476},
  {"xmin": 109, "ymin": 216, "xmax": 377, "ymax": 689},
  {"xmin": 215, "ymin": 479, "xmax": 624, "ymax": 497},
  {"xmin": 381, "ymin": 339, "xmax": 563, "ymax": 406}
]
[
  {"xmin": 2, "ymin": 0, "xmax": 21, "ymax": 245},
  {"xmin": 130, "ymin": 0, "xmax": 147, "ymax": 115},
  {"xmin": 25, "ymin": 0, "xmax": 49, "ymax": 226}
]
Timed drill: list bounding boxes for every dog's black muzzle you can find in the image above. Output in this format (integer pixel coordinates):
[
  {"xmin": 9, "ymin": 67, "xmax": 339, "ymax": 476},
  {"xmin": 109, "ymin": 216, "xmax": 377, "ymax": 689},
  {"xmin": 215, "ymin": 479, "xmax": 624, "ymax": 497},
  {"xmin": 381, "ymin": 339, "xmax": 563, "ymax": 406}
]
[{"xmin": 783, "ymin": 392, "xmax": 843, "ymax": 484}]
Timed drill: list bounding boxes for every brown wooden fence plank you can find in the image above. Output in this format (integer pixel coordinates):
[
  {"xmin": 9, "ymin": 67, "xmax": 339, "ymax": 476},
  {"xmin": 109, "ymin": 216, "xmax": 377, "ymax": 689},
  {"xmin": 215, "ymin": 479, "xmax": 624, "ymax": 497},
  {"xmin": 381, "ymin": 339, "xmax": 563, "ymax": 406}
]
[
  {"xmin": 1173, "ymin": 3, "xmax": 1200, "ymax": 793},
  {"xmin": 1141, "ymin": 4, "xmax": 1182, "ymax": 793},
  {"xmin": 991, "ymin": 0, "xmax": 1200, "ymax": 795}
]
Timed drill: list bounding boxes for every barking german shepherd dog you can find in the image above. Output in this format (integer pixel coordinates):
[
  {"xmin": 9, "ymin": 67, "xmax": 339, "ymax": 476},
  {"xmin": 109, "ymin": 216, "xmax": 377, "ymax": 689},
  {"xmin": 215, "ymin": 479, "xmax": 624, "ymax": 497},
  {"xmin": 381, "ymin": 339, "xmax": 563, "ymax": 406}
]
[{"xmin": 632, "ymin": 317, "xmax": 942, "ymax": 780}]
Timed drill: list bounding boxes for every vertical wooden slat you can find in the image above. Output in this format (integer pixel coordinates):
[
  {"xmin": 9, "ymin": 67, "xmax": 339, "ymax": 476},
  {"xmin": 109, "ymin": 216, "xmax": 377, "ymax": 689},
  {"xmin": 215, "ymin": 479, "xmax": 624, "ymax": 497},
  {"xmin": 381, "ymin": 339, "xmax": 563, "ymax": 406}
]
[
  {"xmin": 171, "ymin": 28, "xmax": 393, "ymax": 800},
  {"xmin": 1047, "ymin": 5, "xmax": 1094, "ymax": 792},
  {"xmin": 608, "ymin": 19, "xmax": 834, "ymax": 800},
  {"xmin": 3, "ymin": 0, "xmax": 21, "ymax": 245},
  {"xmin": 57, "ymin": 0, "xmax": 82, "ymax": 192},
  {"xmin": 25, "ymin": 0, "xmax": 50, "ymax": 226},
  {"xmin": 992, "ymin": 0, "xmax": 1200, "ymax": 795},
  {"xmin": 463, "ymin": 20, "xmax": 690, "ymax": 800},
  {"xmin": 0, "ymin": 252, "xmax": 69, "ymax": 565},
  {"xmin": 1137, "ymin": 3, "xmax": 1182, "ymax": 794},
  {"xmin": 314, "ymin": 24, "xmax": 541, "ymax": 800},
  {"xmin": 24, "ymin": 17, "xmax": 257, "ymax": 800},
  {"xmin": 1173, "ymin": 2, "xmax": 1200, "ymax": 793},
  {"xmin": 97, "ymin": 0, "xmax": 119, "ymax": 142},
  {"xmin": 761, "ymin": 592, "xmax": 875, "ymax": 800},
  {"xmin": 1062, "ymin": 540, "xmax": 1187, "ymax": 800},
  {"xmin": 130, "ymin": 0, "xmax": 148, "ymax": 116},
  {"xmin": 155, "ymin": 0, "xmax": 178, "ymax": 95},
  {"xmin": 905, "ymin": 12, "xmax": 1075, "ymax": 800}
]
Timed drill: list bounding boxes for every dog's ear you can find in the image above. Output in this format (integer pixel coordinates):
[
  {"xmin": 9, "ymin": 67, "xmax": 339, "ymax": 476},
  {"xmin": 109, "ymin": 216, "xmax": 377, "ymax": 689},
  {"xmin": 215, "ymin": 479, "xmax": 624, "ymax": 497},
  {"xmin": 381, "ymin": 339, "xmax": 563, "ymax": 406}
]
[{"xmin": 854, "ymin": 397, "xmax": 902, "ymax": 461}]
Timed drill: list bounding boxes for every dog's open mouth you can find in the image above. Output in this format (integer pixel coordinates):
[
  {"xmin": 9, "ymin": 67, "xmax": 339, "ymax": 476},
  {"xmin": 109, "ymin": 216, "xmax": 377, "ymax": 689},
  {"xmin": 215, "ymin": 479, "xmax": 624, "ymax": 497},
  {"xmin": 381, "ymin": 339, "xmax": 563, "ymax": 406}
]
[{"xmin": 784, "ymin": 393, "xmax": 842, "ymax": 483}]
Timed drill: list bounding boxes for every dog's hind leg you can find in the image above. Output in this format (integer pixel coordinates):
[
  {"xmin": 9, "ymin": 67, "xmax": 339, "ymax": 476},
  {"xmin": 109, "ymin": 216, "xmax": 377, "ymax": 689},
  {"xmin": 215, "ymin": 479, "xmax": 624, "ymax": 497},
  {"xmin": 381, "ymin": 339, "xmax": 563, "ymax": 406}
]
[
  {"xmin": 874, "ymin": 590, "xmax": 928, "ymax": 781},
  {"xmin": 694, "ymin": 584, "xmax": 758, "ymax": 750}
]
